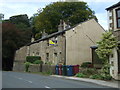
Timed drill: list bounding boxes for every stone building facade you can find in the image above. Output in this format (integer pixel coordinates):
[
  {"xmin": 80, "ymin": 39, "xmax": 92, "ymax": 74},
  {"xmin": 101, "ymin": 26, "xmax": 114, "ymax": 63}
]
[
  {"xmin": 106, "ymin": 2, "xmax": 120, "ymax": 80},
  {"xmin": 14, "ymin": 19, "xmax": 105, "ymax": 67},
  {"xmin": 14, "ymin": 20, "xmax": 67, "ymax": 65},
  {"xmin": 14, "ymin": 46, "xmax": 27, "ymax": 63}
]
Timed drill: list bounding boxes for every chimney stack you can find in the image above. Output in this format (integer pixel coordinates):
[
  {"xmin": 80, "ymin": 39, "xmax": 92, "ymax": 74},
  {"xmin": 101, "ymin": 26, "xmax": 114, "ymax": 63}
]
[
  {"xmin": 31, "ymin": 35, "xmax": 35, "ymax": 42},
  {"xmin": 42, "ymin": 29, "xmax": 48, "ymax": 38},
  {"xmin": 58, "ymin": 19, "xmax": 70, "ymax": 31}
]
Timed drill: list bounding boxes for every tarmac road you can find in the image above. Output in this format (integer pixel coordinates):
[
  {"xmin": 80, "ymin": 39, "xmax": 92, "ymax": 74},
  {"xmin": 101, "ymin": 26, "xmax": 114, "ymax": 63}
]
[{"xmin": 2, "ymin": 71, "xmax": 112, "ymax": 88}]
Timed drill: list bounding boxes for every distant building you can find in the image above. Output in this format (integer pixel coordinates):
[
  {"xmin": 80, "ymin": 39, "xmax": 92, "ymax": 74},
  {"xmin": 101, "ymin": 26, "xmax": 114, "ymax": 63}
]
[
  {"xmin": 106, "ymin": 2, "xmax": 120, "ymax": 80},
  {"xmin": 106, "ymin": 1, "xmax": 120, "ymax": 41},
  {"xmin": 13, "ymin": 19, "xmax": 105, "ymax": 69},
  {"xmin": 0, "ymin": 13, "xmax": 4, "ymax": 20}
]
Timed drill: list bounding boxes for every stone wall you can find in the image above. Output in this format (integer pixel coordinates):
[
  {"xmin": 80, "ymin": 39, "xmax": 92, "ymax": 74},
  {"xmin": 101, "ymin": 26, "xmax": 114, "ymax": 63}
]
[
  {"xmin": 29, "ymin": 64, "xmax": 40, "ymax": 72},
  {"xmin": 113, "ymin": 30, "xmax": 120, "ymax": 41},
  {"xmin": 14, "ymin": 33, "xmax": 66, "ymax": 66},
  {"xmin": 13, "ymin": 62, "xmax": 55, "ymax": 74},
  {"xmin": 42, "ymin": 65, "xmax": 55, "ymax": 74},
  {"xmin": 14, "ymin": 46, "xmax": 27, "ymax": 62},
  {"xmin": 27, "ymin": 33, "xmax": 66, "ymax": 65},
  {"xmin": 13, "ymin": 61, "xmax": 25, "ymax": 72}
]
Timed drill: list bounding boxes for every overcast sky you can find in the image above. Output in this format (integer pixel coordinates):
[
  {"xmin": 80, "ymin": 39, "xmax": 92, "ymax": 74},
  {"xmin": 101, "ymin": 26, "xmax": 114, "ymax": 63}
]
[{"xmin": 0, "ymin": 0, "xmax": 120, "ymax": 30}]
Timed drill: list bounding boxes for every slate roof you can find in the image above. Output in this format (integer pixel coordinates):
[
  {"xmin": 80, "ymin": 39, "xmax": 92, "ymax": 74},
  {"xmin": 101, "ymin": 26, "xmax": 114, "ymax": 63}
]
[{"xmin": 106, "ymin": 2, "xmax": 120, "ymax": 10}]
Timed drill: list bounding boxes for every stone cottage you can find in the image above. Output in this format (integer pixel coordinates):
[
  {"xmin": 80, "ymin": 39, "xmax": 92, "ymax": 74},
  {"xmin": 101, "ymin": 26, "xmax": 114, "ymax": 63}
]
[
  {"xmin": 14, "ymin": 18, "xmax": 105, "ymax": 68},
  {"xmin": 106, "ymin": 2, "xmax": 120, "ymax": 80}
]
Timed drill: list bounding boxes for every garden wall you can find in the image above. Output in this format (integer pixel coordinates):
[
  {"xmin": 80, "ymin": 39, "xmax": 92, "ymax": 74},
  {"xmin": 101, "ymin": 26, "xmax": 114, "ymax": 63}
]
[{"xmin": 13, "ymin": 63, "xmax": 55, "ymax": 74}]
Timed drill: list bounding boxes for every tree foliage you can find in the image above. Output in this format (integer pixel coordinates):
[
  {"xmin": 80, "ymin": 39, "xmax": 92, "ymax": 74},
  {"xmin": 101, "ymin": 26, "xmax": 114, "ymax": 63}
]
[
  {"xmin": 9, "ymin": 14, "xmax": 30, "ymax": 30},
  {"xmin": 2, "ymin": 21, "xmax": 31, "ymax": 70},
  {"xmin": 34, "ymin": 2, "xmax": 97, "ymax": 39},
  {"xmin": 96, "ymin": 31, "xmax": 118, "ymax": 64}
]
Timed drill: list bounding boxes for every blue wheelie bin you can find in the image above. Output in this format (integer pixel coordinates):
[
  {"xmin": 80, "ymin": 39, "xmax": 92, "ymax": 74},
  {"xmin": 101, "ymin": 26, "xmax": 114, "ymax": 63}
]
[
  {"xmin": 55, "ymin": 65, "xmax": 59, "ymax": 75},
  {"xmin": 67, "ymin": 65, "xmax": 74, "ymax": 76},
  {"xmin": 62, "ymin": 65, "xmax": 67, "ymax": 76}
]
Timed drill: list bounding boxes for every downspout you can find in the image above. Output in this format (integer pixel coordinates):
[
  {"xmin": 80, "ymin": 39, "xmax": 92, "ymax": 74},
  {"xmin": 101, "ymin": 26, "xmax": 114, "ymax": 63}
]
[{"xmin": 64, "ymin": 32, "xmax": 66, "ymax": 65}]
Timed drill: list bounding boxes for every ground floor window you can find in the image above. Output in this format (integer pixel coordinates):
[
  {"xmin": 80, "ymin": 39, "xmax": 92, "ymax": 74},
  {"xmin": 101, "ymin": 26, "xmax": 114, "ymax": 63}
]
[{"xmin": 46, "ymin": 53, "xmax": 49, "ymax": 61}]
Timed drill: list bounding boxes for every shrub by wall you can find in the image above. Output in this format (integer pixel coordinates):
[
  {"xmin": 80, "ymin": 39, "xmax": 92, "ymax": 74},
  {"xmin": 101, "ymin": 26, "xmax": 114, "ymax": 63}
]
[
  {"xmin": 81, "ymin": 62, "xmax": 93, "ymax": 68},
  {"xmin": 33, "ymin": 60, "xmax": 43, "ymax": 64},
  {"xmin": 26, "ymin": 56, "xmax": 41, "ymax": 63}
]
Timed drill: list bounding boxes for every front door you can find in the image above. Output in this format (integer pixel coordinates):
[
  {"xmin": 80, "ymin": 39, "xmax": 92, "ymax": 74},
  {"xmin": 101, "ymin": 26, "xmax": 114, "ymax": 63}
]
[{"xmin": 91, "ymin": 48, "xmax": 102, "ymax": 69}]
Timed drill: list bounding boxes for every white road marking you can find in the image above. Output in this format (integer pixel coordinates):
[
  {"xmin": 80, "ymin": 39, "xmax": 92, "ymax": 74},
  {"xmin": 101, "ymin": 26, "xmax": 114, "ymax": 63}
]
[
  {"xmin": 45, "ymin": 86, "xmax": 50, "ymax": 88},
  {"xmin": 15, "ymin": 76, "xmax": 33, "ymax": 84},
  {"xmin": 18, "ymin": 78, "xmax": 23, "ymax": 80},
  {"xmin": 27, "ymin": 80, "xmax": 32, "ymax": 83}
]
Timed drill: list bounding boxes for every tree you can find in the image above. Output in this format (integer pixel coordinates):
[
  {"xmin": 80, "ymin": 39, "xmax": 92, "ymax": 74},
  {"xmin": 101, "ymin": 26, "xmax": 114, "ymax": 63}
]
[
  {"xmin": 29, "ymin": 13, "xmax": 39, "ymax": 38},
  {"xmin": 96, "ymin": 31, "xmax": 118, "ymax": 64},
  {"xmin": 34, "ymin": 2, "xmax": 97, "ymax": 39},
  {"xmin": 9, "ymin": 14, "xmax": 30, "ymax": 30},
  {"xmin": 29, "ymin": 13, "xmax": 39, "ymax": 27},
  {"xmin": 2, "ymin": 22, "xmax": 20, "ymax": 70},
  {"xmin": 96, "ymin": 31, "xmax": 118, "ymax": 75},
  {"xmin": 2, "ymin": 22, "xmax": 31, "ymax": 70}
]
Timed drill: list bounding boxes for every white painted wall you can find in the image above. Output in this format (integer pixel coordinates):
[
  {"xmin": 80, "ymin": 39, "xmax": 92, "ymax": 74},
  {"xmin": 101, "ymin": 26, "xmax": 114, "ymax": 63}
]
[{"xmin": 109, "ymin": 48, "xmax": 120, "ymax": 80}]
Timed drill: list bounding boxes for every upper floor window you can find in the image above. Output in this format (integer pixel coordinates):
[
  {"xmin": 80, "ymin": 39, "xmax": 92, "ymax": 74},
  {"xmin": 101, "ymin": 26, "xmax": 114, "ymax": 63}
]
[
  {"xmin": 47, "ymin": 40, "xmax": 49, "ymax": 46},
  {"xmin": 46, "ymin": 53, "xmax": 49, "ymax": 61},
  {"xmin": 116, "ymin": 8, "xmax": 120, "ymax": 28}
]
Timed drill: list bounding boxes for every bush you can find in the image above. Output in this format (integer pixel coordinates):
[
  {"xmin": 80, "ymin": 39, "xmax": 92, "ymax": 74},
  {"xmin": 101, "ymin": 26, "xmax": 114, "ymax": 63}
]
[
  {"xmin": 26, "ymin": 56, "xmax": 41, "ymax": 63},
  {"xmin": 89, "ymin": 74, "xmax": 112, "ymax": 80},
  {"xmin": 80, "ymin": 68, "xmax": 98, "ymax": 76},
  {"xmin": 81, "ymin": 62, "xmax": 93, "ymax": 68},
  {"xmin": 33, "ymin": 60, "xmax": 43, "ymax": 64},
  {"xmin": 101, "ymin": 74, "xmax": 112, "ymax": 80},
  {"xmin": 76, "ymin": 73, "xmax": 86, "ymax": 78},
  {"xmin": 89, "ymin": 74, "xmax": 103, "ymax": 79},
  {"xmin": 24, "ymin": 62, "xmax": 31, "ymax": 72},
  {"xmin": 100, "ymin": 64, "xmax": 111, "ymax": 75}
]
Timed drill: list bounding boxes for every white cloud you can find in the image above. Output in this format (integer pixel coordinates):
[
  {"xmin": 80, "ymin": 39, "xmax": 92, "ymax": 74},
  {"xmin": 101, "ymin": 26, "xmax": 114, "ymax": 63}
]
[
  {"xmin": 0, "ymin": 2, "xmax": 48, "ymax": 19},
  {"xmin": 0, "ymin": 0, "xmax": 119, "ymax": 30},
  {"xmin": 0, "ymin": 0, "xmax": 58, "ymax": 3},
  {"xmin": 2, "ymin": 0, "xmax": 119, "ymax": 2},
  {"xmin": 82, "ymin": 0, "xmax": 119, "ymax": 2}
]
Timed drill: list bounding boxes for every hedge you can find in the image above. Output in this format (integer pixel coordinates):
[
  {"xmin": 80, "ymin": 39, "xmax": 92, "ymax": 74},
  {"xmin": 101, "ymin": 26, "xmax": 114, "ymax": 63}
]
[
  {"xmin": 26, "ymin": 56, "xmax": 41, "ymax": 63},
  {"xmin": 33, "ymin": 60, "xmax": 43, "ymax": 64}
]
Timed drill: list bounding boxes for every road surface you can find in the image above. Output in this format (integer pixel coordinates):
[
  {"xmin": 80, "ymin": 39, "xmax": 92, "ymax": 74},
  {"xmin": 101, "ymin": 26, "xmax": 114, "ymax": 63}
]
[{"xmin": 2, "ymin": 71, "xmax": 111, "ymax": 88}]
